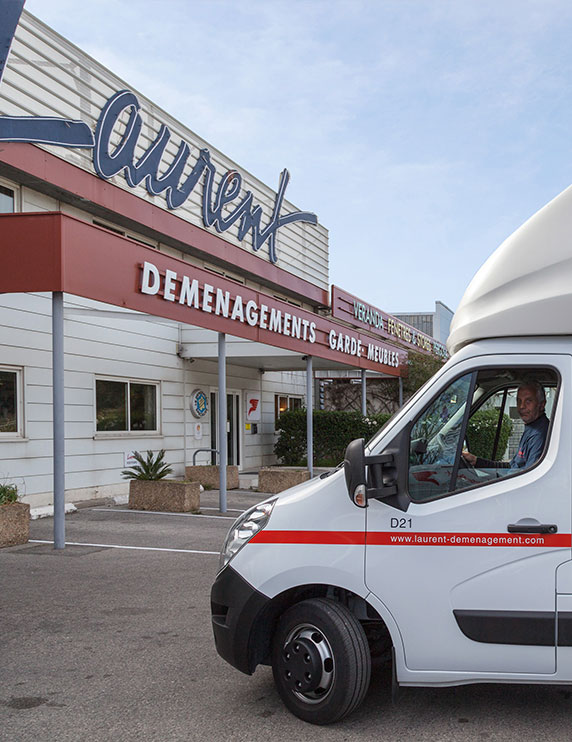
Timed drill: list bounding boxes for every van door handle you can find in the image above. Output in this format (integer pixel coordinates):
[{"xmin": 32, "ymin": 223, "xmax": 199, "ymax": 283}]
[{"xmin": 507, "ymin": 523, "xmax": 558, "ymax": 534}]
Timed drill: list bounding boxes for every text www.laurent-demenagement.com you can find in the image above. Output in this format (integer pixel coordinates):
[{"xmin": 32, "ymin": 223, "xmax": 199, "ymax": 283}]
[{"xmin": 388, "ymin": 533, "xmax": 549, "ymax": 546}]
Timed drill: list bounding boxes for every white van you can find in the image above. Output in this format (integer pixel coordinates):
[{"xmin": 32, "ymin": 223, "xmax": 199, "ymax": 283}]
[{"xmin": 211, "ymin": 186, "xmax": 572, "ymax": 725}]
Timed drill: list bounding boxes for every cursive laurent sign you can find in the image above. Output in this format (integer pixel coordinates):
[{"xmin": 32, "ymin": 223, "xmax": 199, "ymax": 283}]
[
  {"xmin": 0, "ymin": 0, "xmax": 317, "ymax": 264},
  {"xmin": 92, "ymin": 91, "xmax": 316, "ymax": 263}
]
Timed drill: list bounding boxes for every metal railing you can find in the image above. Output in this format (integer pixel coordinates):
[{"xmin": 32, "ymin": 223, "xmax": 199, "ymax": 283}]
[{"xmin": 192, "ymin": 448, "xmax": 219, "ymax": 466}]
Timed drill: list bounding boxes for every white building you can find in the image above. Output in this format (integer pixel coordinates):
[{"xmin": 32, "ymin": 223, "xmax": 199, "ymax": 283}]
[
  {"xmin": 393, "ymin": 301, "xmax": 454, "ymax": 345},
  {"xmin": 0, "ymin": 5, "xmax": 409, "ymax": 511}
]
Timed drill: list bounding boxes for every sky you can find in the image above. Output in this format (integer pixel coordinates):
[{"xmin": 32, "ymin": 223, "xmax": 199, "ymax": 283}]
[{"xmin": 23, "ymin": 0, "xmax": 572, "ymax": 314}]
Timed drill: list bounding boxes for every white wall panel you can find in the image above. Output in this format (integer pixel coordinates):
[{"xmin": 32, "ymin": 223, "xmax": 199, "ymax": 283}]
[
  {"xmin": 0, "ymin": 282, "xmax": 312, "ymax": 504},
  {"xmin": 22, "ymin": 187, "xmax": 59, "ymax": 212}
]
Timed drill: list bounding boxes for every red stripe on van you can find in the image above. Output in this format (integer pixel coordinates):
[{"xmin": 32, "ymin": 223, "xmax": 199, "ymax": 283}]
[
  {"xmin": 250, "ymin": 530, "xmax": 366, "ymax": 545},
  {"xmin": 250, "ymin": 530, "xmax": 571, "ymax": 548}
]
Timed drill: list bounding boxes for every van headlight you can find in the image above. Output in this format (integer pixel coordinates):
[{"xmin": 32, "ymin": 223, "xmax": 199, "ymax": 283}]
[{"xmin": 219, "ymin": 499, "xmax": 276, "ymax": 570}]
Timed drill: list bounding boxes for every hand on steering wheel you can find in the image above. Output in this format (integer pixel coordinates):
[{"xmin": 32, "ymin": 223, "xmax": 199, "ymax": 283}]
[{"xmin": 460, "ymin": 450, "xmax": 477, "ymax": 470}]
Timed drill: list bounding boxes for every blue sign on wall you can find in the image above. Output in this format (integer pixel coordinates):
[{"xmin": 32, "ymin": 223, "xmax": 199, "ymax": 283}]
[{"xmin": 0, "ymin": 0, "xmax": 318, "ymax": 264}]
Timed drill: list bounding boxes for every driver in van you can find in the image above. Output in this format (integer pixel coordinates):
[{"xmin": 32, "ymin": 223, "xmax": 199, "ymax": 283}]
[{"xmin": 462, "ymin": 381, "xmax": 549, "ymax": 471}]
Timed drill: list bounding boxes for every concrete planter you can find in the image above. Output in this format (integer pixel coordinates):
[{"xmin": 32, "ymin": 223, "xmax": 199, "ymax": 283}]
[
  {"xmin": 258, "ymin": 467, "xmax": 311, "ymax": 494},
  {"xmin": 0, "ymin": 502, "xmax": 30, "ymax": 548},
  {"xmin": 185, "ymin": 465, "xmax": 239, "ymax": 490},
  {"xmin": 128, "ymin": 480, "xmax": 200, "ymax": 513}
]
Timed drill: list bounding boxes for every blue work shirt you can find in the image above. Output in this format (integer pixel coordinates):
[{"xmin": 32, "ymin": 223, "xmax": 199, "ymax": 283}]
[
  {"xmin": 475, "ymin": 413, "xmax": 549, "ymax": 471},
  {"xmin": 509, "ymin": 413, "xmax": 549, "ymax": 469}
]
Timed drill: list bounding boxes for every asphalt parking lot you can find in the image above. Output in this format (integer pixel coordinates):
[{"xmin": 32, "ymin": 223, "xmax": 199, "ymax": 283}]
[{"xmin": 3, "ymin": 490, "xmax": 572, "ymax": 742}]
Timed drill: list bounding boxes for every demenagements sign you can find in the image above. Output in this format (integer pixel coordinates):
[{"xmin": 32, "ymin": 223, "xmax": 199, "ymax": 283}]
[
  {"xmin": 0, "ymin": 211, "xmax": 408, "ymax": 377},
  {"xmin": 141, "ymin": 260, "xmax": 407, "ymax": 374}
]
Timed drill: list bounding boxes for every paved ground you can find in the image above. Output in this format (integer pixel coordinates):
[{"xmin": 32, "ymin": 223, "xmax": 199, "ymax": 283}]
[{"xmin": 2, "ymin": 490, "xmax": 572, "ymax": 741}]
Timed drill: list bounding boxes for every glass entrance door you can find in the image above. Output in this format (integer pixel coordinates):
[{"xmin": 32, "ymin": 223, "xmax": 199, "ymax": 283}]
[{"xmin": 210, "ymin": 391, "xmax": 240, "ymax": 467}]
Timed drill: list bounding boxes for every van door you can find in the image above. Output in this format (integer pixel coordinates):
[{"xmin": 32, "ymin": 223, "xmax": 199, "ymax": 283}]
[{"xmin": 365, "ymin": 355, "xmax": 571, "ymax": 675}]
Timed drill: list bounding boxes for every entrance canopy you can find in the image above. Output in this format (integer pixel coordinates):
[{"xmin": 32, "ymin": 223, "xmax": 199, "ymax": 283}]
[
  {"xmin": 0, "ymin": 211, "xmax": 408, "ymax": 377},
  {"xmin": 177, "ymin": 328, "xmax": 387, "ymax": 372}
]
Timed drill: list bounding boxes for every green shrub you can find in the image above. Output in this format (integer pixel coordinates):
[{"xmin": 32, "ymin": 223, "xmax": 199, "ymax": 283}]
[
  {"xmin": 274, "ymin": 408, "xmax": 512, "ymax": 466},
  {"xmin": 0, "ymin": 482, "xmax": 18, "ymax": 505},
  {"xmin": 467, "ymin": 410, "xmax": 512, "ymax": 460},
  {"xmin": 274, "ymin": 409, "xmax": 392, "ymax": 466},
  {"xmin": 121, "ymin": 450, "xmax": 173, "ymax": 480},
  {"xmin": 403, "ymin": 351, "xmax": 446, "ymax": 402}
]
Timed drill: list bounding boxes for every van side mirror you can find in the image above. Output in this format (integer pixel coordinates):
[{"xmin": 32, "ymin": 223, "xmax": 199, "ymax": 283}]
[
  {"xmin": 344, "ymin": 438, "xmax": 398, "ymax": 508},
  {"xmin": 344, "ymin": 438, "xmax": 367, "ymax": 507}
]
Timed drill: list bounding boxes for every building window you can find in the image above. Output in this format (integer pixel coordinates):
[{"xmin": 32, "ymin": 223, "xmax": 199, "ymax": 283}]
[
  {"xmin": 96, "ymin": 379, "xmax": 158, "ymax": 433},
  {"xmin": 0, "ymin": 183, "xmax": 15, "ymax": 213},
  {"xmin": 274, "ymin": 394, "xmax": 303, "ymax": 422},
  {"xmin": 0, "ymin": 367, "xmax": 22, "ymax": 436},
  {"xmin": 394, "ymin": 313, "xmax": 433, "ymax": 337}
]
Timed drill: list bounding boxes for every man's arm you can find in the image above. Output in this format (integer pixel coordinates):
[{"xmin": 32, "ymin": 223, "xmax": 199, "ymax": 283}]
[
  {"xmin": 475, "ymin": 457, "xmax": 511, "ymax": 469},
  {"xmin": 462, "ymin": 450, "xmax": 510, "ymax": 468}
]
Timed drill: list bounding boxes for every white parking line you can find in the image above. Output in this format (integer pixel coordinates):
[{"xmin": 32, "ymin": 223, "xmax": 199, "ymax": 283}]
[
  {"xmin": 30, "ymin": 539, "xmax": 219, "ymax": 555},
  {"xmin": 91, "ymin": 507, "xmax": 237, "ymax": 520}
]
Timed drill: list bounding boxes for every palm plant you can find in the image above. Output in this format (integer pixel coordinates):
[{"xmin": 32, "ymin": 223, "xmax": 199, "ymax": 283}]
[{"xmin": 121, "ymin": 450, "xmax": 173, "ymax": 480}]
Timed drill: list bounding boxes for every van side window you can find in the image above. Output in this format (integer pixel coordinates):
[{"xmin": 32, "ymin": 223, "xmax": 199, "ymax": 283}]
[{"xmin": 408, "ymin": 367, "xmax": 558, "ymax": 502}]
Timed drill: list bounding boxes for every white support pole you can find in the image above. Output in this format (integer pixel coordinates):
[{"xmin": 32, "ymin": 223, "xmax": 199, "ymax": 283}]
[
  {"xmin": 306, "ymin": 355, "xmax": 313, "ymax": 478},
  {"xmin": 180, "ymin": 326, "xmax": 189, "ymax": 471},
  {"xmin": 52, "ymin": 292, "xmax": 65, "ymax": 549},
  {"xmin": 361, "ymin": 369, "xmax": 367, "ymax": 416},
  {"xmin": 183, "ymin": 363, "xmax": 190, "ymax": 470},
  {"xmin": 218, "ymin": 333, "xmax": 227, "ymax": 513}
]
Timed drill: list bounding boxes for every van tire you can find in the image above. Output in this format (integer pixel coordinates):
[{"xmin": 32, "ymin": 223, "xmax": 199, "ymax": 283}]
[{"xmin": 271, "ymin": 597, "xmax": 371, "ymax": 725}]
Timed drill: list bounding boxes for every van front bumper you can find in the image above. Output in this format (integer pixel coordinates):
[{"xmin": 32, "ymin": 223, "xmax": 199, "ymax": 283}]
[{"xmin": 210, "ymin": 564, "xmax": 270, "ymax": 675}]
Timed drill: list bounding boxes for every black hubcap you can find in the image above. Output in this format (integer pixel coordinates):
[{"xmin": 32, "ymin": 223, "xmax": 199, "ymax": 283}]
[{"xmin": 282, "ymin": 635, "xmax": 323, "ymax": 693}]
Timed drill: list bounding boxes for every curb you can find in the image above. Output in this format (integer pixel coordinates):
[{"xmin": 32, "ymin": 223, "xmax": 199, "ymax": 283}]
[{"xmin": 30, "ymin": 493, "xmax": 129, "ymax": 519}]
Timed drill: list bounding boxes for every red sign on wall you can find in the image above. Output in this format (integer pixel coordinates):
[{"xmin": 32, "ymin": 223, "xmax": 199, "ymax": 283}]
[{"xmin": 332, "ymin": 286, "xmax": 447, "ymax": 359}]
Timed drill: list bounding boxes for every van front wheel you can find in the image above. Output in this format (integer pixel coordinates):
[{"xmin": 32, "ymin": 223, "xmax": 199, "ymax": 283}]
[{"xmin": 271, "ymin": 597, "xmax": 371, "ymax": 725}]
